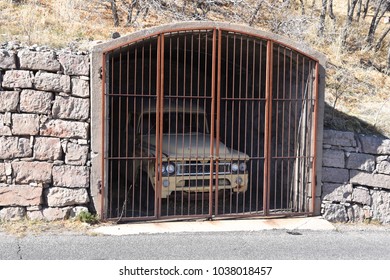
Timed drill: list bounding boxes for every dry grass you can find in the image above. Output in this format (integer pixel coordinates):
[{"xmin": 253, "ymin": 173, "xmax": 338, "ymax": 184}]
[
  {"xmin": 0, "ymin": 219, "xmax": 98, "ymax": 237},
  {"xmin": 0, "ymin": 0, "xmax": 389, "ymax": 136}
]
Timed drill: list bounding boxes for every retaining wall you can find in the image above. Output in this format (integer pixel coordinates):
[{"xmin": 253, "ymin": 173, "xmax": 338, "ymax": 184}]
[
  {"xmin": 0, "ymin": 43, "xmax": 91, "ymax": 221},
  {"xmin": 321, "ymin": 129, "xmax": 390, "ymax": 224},
  {"xmin": 1, "ymin": 43, "xmax": 390, "ymax": 224}
]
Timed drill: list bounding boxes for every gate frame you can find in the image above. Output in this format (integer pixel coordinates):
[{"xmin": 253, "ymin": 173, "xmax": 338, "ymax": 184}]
[{"xmin": 90, "ymin": 21, "xmax": 326, "ymax": 220}]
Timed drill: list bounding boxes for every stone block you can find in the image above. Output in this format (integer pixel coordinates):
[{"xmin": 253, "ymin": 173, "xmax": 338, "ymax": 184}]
[
  {"xmin": 71, "ymin": 78, "xmax": 90, "ymax": 97},
  {"xmin": 58, "ymin": 53, "xmax": 89, "ymax": 76},
  {"xmin": 65, "ymin": 142, "xmax": 88, "ymax": 166},
  {"xmin": 0, "ymin": 207, "xmax": 26, "ymax": 221},
  {"xmin": 323, "ymin": 129, "xmax": 356, "ymax": 147},
  {"xmin": 346, "ymin": 204, "xmax": 365, "ymax": 223},
  {"xmin": 0, "ymin": 185, "xmax": 43, "ymax": 206},
  {"xmin": 20, "ymin": 90, "xmax": 53, "ymax": 114},
  {"xmin": 40, "ymin": 119, "xmax": 89, "ymax": 139},
  {"xmin": 34, "ymin": 71, "xmax": 71, "ymax": 93},
  {"xmin": 358, "ymin": 134, "xmax": 390, "ymax": 155},
  {"xmin": 351, "ymin": 186, "xmax": 371, "ymax": 205},
  {"xmin": 34, "ymin": 137, "xmax": 62, "ymax": 161},
  {"xmin": 69, "ymin": 206, "xmax": 89, "ymax": 218},
  {"xmin": 322, "ymin": 183, "xmax": 352, "ymax": 203},
  {"xmin": 322, "ymin": 167, "xmax": 349, "ymax": 184},
  {"xmin": 322, "ymin": 149, "xmax": 345, "ymax": 168},
  {"xmin": 346, "ymin": 153, "xmax": 376, "ymax": 172},
  {"xmin": 12, "ymin": 161, "xmax": 52, "ymax": 184},
  {"xmin": 11, "ymin": 113, "xmax": 40, "ymax": 135},
  {"xmin": 52, "ymin": 95, "xmax": 89, "ymax": 120},
  {"xmin": 371, "ymin": 190, "xmax": 390, "ymax": 224},
  {"xmin": 52, "ymin": 165, "xmax": 89, "ymax": 188},
  {"xmin": 350, "ymin": 170, "xmax": 390, "ymax": 190},
  {"xmin": 27, "ymin": 210, "xmax": 44, "ymax": 220},
  {"xmin": 0, "ymin": 114, "xmax": 12, "ymax": 135},
  {"xmin": 322, "ymin": 203, "xmax": 348, "ymax": 223},
  {"xmin": 2, "ymin": 70, "xmax": 34, "ymax": 89},
  {"xmin": 41, "ymin": 207, "xmax": 72, "ymax": 221},
  {"xmin": 377, "ymin": 161, "xmax": 390, "ymax": 175},
  {"xmin": 45, "ymin": 187, "xmax": 89, "ymax": 207},
  {"xmin": 0, "ymin": 91, "xmax": 19, "ymax": 112},
  {"xmin": 0, "ymin": 136, "xmax": 32, "ymax": 159},
  {"xmin": 0, "ymin": 163, "xmax": 5, "ymax": 182},
  {"xmin": 18, "ymin": 50, "xmax": 61, "ymax": 72},
  {"xmin": 0, "ymin": 50, "xmax": 16, "ymax": 69}
]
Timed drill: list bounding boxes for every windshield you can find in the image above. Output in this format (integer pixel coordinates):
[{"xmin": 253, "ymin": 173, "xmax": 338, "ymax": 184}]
[{"xmin": 139, "ymin": 112, "xmax": 209, "ymax": 135}]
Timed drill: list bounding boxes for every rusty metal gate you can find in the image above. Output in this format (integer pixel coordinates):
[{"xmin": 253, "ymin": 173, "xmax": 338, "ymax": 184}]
[{"xmin": 102, "ymin": 27, "xmax": 319, "ymax": 221}]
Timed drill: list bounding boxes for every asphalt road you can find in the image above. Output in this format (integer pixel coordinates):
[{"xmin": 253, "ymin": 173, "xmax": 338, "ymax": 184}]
[{"xmin": 1, "ymin": 227, "xmax": 390, "ymax": 260}]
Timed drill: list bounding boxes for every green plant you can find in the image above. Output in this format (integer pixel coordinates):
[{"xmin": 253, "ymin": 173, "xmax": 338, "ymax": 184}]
[{"xmin": 76, "ymin": 211, "xmax": 99, "ymax": 225}]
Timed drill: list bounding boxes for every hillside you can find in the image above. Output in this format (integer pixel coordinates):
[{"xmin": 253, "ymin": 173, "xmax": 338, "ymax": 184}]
[{"xmin": 0, "ymin": 0, "xmax": 389, "ymax": 137}]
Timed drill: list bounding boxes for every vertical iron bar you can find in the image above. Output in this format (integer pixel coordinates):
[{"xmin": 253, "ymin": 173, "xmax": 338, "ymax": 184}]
[
  {"xmin": 264, "ymin": 40, "xmax": 273, "ymax": 216},
  {"xmin": 311, "ymin": 62, "xmax": 319, "ymax": 213},
  {"xmin": 215, "ymin": 29, "xmax": 222, "ymax": 216},
  {"xmin": 101, "ymin": 53, "xmax": 107, "ymax": 219}
]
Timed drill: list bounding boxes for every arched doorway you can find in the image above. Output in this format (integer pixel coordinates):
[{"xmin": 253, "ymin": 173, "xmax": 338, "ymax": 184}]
[{"xmin": 91, "ymin": 22, "xmax": 325, "ymax": 221}]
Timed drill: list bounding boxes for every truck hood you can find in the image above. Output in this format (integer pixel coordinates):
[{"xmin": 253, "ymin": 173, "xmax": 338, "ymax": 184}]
[{"xmin": 147, "ymin": 134, "xmax": 249, "ymax": 160}]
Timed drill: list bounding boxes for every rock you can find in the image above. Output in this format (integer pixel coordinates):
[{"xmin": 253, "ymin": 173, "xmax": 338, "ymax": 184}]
[
  {"xmin": 351, "ymin": 186, "xmax": 371, "ymax": 205},
  {"xmin": 52, "ymin": 95, "xmax": 89, "ymax": 120},
  {"xmin": 34, "ymin": 137, "xmax": 62, "ymax": 161},
  {"xmin": 2, "ymin": 70, "xmax": 34, "ymax": 89},
  {"xmin": 358, "ymin": 134, "xmax": 390, "ymax": 155},
  {"xmin": 377, "ymin": 161, "xmax": 390, "ymax": 175},
  {"xmin": 45, "ymin": 187, "xmax": 89, "ymax": 207},
  {"xmin": 350, "ymin": 170, "xmax": 390, "ymax": 190},
  {"xmin": 18, "ymin": 50, "xmax": 61, "ymax": 72},
  {"xmin": 371, "ymin": 190, "xmax": 390, "ymax": 224},
  {"xmin": 41, "ymin": 207, "xmax": 71, "ymax": 221},
  {"xmin": 12, "ymin": 161, "xmax": 52, "ymax": 184},
  {"xmin": 27, "ymin": 210, "xmax": 44, "ymax": 220},
  {"xmin": 323, "ymin": 130, "xmax": 356, "ymax": 147},
  {"xmin": 71, "ymin": 78, "xmax": 90, "ymax": 97},
  {"xmin": 52, "ymin": 165, "xmax": 89, "ymax": 188},
  {"xmin": 0, "ymin": 114, "xmax": 12, "ymax": 135},
  {"xmin": 0, "ymin": 185, "xmax": 42, "ymax": 206},
  {"xmin": 20, "ymin": 90, "xmax": 53, "ymax": 114},
  {"xmin": 58, "ymin": 53, "xmax": 89, "ymax": 76},
  {"xmin": 346, "ymin": 204, "xmax": 364, "ymax": 222},
  {"xmin": 346, "ymin": 153, "xmax": 375, "ymax": 172},
  {"xmin": 0, "ymin": 207, "xmax": 26, "ymax": 221},
  {"xmin": 322, "ymin": 183, "xmax": 352, "ymax": 203},
  {"xmin": 34, "ymin": 71, "xmax": 71, "ymax": 93},
  {"xmin": 11, "ymin": 113, "xmax": 40, "ymax": 135},
  {"xmin": 0, "ymin": 136, "xmax": 32, "ymax": 159},
  {"xmin": 0, "ymin": 91, "xmax": 19, "ymax": 112},
  {"xmin": 322, "ymin": 149, "xmax": 345, "ymax": 168},
  {"xmin": 322, "ymin": 167, "xmax": 350, "ymax": 184},
  {"xmin": 40, "ymin": 119, "xmax": 89, "ymax": 139},
  {"xmin": 69, "ymin": 206, "xmax": 89, "ymax": 218},
  {"xmin": 0, "ymin": 163, "xmax": 5, "ymax": 181},
  {"xmin": 0, "ymin": 50, "xmax": 16, "ymax": 69},
  {"xmin": 65, "ymin": 142, "xmax": 89, "ymax": 166},
  {"xmin": 322, "ymin": 203, "xmax": 348, "ymax": 223}
]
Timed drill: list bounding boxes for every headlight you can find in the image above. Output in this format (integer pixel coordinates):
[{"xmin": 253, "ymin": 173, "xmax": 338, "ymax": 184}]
[
  {"xmin": 167, "ymin": 163, "xmax": 175, "ymax": 174},
  {"xmin": 231, "ymin": 163, "xmax": 239, "ymax": 172},
  {"xmin": 239, "ymin": 162, "xmax": 247, "ymax": 172}
]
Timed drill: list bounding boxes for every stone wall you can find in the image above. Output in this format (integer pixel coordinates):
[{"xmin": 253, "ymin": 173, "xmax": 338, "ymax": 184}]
[
  {"xmin": 0, "ymin": 43, "xmax": 91, "ymax": 221},
  {"xmin": 321, "ymin": 129, "xmax": 390, "ymax": 224}
]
